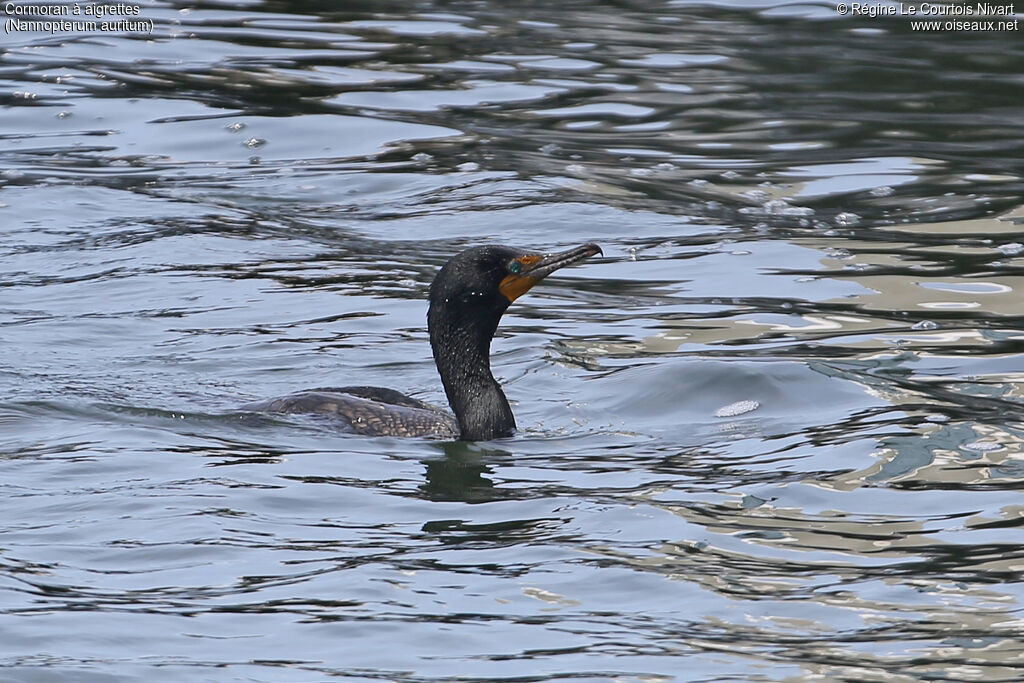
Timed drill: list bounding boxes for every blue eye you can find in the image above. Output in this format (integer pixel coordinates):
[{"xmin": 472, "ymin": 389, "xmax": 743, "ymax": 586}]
[{"xmin": 509, "ymin": 261, "xmax": 522, "ymax": 274}]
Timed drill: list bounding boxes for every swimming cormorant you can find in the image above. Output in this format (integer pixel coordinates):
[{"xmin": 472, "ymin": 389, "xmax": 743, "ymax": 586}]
[{"xmin": 245, "ymin": 243, "xmax": 602, "ymax": 440}]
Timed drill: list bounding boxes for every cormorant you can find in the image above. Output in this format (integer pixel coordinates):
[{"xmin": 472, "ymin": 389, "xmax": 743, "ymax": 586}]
[{"xmin": 244, "ymin": 242, "xmax": 602, "ymax": 440}]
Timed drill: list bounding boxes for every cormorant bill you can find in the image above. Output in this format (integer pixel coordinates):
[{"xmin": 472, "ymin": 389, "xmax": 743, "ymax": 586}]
[{"xmin": 243, "ymin": 242, "xmax": 602, "ymax": 440}]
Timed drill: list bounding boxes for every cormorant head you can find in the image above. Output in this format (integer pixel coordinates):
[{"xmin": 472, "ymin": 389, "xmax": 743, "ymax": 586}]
[{"xmin": 428, "ymin": 242, "xmax": 603, "ymax": 323}]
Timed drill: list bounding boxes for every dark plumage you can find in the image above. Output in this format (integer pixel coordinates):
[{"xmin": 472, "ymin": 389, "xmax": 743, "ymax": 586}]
[{"xmin": 244, "ymin": 242, "xmax": 601, "ymax": 441}]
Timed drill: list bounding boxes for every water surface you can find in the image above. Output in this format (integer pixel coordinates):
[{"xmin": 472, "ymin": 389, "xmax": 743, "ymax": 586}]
[{"xmin": 3, "ymin": 1, "xmax": 1024, "ymax": 681}]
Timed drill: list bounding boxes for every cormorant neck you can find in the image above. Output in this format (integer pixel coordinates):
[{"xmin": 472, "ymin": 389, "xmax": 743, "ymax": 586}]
[{"xmin": 428, "ymin": 301, "xmax": 515, "ymax": 441}]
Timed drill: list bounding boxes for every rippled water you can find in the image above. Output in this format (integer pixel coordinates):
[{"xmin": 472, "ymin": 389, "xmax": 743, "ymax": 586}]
[{"xmin": 3, "ymin": 1, "xmax": 1024, "ymax": 681}]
